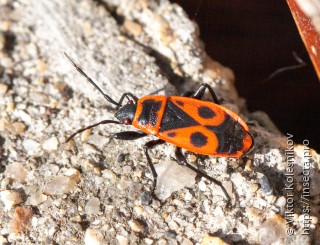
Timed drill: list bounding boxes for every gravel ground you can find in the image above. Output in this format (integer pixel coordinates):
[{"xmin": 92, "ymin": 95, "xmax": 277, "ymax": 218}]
[{"xmin": 0, "ymin": 0, "xmax": 319, "ymax": 244}]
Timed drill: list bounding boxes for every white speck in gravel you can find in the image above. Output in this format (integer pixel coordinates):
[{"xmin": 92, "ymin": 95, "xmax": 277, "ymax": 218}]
[
  {"xmin": 198, "ymin": 180, "xmax": 207, "ymax": 192},
  {"xmin": 22, "ymin": 139, "xmax": 40, "ymax": 155},
  {"xmin": 258, "ymin": 215, "xmax": 286, "ymax": 244},
  {"xmin": 143, "ymin": 238, "xmax": 153, "ymax": 245},
  {"xmin": 117, "ymin": 177, "xmax": 130, "ymax": 190},
  {"xmin": 0, "ymin": 190, "xmax": 23, "ymax": 211},
  {"xmin": 85, "ymin": 197, "xmax": 101, "ymax": 215},
  {"xmin": 0, "ymin": 235, "xmax": 8, "ymax": 244},
  {"xmin": 154, "ymin": 159, "xmax": 196, "ymax": 201},
  {"xmin": 16, "ymin": 110, "xmax": 32, "ymax": 125},
  {"xmin": 116, "ymin": 235, "xmax": 129, "ymax": 245},
  {"xmin": 0, "ymin": 83, "xmax": 8, "ymax": 94},
  {"xmin": 275, "ymin": 196, "xmax": 287, "ymax": 208},
  {"xmin": 83, "ymin": 143, "xmax": 100, "ymax": 155},
  {"xmin": 28, "ymin": 191, "xmax": 47, "ymax": 206},
  {"xmin": 42, "ymin": 136, "xmax": 59, "ymax": 151},
  {"xmin": 128, "ymin": 220, "xmax": 144, "ymax": 233},
  {"xmin": 184, "ymin": 190, "xmax": 193, "ymax": 202},
  {"xmin": 84, "ymin": 228, "xmax": 105, "ymax": 245},
  {"xmin": 5, "ymin": 162, "xmax": 27, "ymax": 183},
  {"xmin": 44, "ymin": 176, "xmax": 77, "ymax": 195}
]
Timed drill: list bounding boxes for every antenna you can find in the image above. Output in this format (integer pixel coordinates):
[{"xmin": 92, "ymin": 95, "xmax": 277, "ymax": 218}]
[{"xmin": 64, "ymin": 52, "xmax": 121, "ymax": 107}]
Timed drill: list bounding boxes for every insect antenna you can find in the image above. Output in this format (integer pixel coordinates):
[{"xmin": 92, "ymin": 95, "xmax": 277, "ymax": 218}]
[
  {"xmin": 64, "ymin": 52, "xmax": 121, "ymax": 107},
  {"xmin": 66, "ymin": 119, "xmax": 120, "ymax": 143}
]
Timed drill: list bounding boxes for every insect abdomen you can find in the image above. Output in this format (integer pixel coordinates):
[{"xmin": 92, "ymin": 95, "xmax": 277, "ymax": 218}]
[{"xmin": 157, "ymin": 96, "xmax": 253, "ymax": 157}]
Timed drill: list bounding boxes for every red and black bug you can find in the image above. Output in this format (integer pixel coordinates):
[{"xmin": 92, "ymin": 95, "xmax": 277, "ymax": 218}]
[{"xmin": 65, "ymin": 53, "xmax": 254, "ymax": 204}]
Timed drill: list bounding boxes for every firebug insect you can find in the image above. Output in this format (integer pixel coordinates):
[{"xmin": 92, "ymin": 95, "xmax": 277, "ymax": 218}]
[{"xmin": 65, "ymin": 53, "xmax": 254, "ymax": 204}]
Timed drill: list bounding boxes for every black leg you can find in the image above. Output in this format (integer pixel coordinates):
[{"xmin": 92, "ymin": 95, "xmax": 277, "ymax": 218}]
[
  {"xmin": 143, "ymin": 139, "xmax": 166, "ymax": 194},
  {"xmin": 112, "ymin": 131, "xmax": 147, "ymax": 140},
  {"xmin": 191, "ymin": 83, "xmax": 220, "ymax": 104},
  {"xmin": 175, "ymin": 147, "xmax": 231, "ymax": 205},
  {"xmin": 66, "ymin": 120, "xmax": 120, "ymax": 143},
  {"xmin": 117, "ymin": 92, "xmax": 138, "ymax": 109}
]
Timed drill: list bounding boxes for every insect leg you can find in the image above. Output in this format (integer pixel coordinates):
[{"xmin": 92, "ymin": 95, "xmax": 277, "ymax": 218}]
[
  {"xmin": 112, "ymin": 131, "xmax": 147, "ymax": 140},
  {"xmin": 175, "ymin": 147, "xmax": 231, "ymax": 205},
  {"xmin": 144, "ymin": 139, "xmax": 166, "ymax": 195},
  {"xmin": 191, "ymin": 83, "xmax": 220, "ymax": 104},
  {"xmin": 117, "ymin": 92, "xmax": 138, "ymax": 108}
]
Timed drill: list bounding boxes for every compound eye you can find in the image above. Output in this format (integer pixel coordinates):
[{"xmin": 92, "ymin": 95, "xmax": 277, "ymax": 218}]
[
  {"xmin": 123, "ymin": 118, "xmax": 131, "ymax": 125},
  {"xmin": 127, "ymin": 100, "xmax": 133, "ymax": 105}
]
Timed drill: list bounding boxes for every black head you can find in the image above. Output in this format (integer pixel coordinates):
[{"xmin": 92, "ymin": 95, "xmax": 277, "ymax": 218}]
[{"xmin": 115, "ymin": 101, "xmax": 137, "ymax": 125}]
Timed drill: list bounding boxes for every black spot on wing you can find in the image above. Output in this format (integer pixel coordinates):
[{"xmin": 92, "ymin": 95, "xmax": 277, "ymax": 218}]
[
  {"xmin": 167, "ymin": 132, "xmax": 176, "ymax": 138},
  {"xmin": 190, "ymin": 132, "xmax": 208, "ymax": 147},
  {"xmin": 198, "ymin": 106, "xmax": 216, "ymax": 119},
  {"xmin": 159, "ymin": 100, "xmax": 198, "ymax": 132},
  {"xmin": 176, "ymin": 100, "xmax": 184, "ymax": 106},
  {"xmin": 138, "ymin": 99, "xmax": 162, "ymax": 126},
  {"xmin": 205, "ymin": 115, "xmax": 245, "ymax": 154}
]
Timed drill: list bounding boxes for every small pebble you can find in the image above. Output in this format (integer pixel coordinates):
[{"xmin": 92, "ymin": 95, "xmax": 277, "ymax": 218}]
[
  {"xmin": 0, "ymin": 235, "xmax": 8, "ymax": 244},
  {"xmin": 117, "ymin": 177, "xmax": 130, "ymax": 190},
  {"xmin": 133, "ymin": 206, "xmax": 144, "ymax": 216},
  {"xmin": 116, "ymin": 235, "xmax": 129, "ymax": 245},
  {"xmin": 28, "ymin": 192, "xmax": 47, "ymax": 206},
  {"xmin": 0, "ymin": 190, "xmax": 23, "ymax": 211},
  {"xmin": 6, "ymin": 122, "xmax": 26, "ymax": 135},
  {"xmin": 258, "ymin": 174, "xmax": 273, "ymax": 195},
  {"xmin": 83, "ymin": 143, "xmax": 99, "ymax": 155},
  {"xmin": 128, "ymin": 220, "xmax": 144, "ymax": 233},
  {"xmin": 258, "ymin": 214, "xmax": 286, "ymax": 244},
  {"xmin": 44, "ymin": 176, "xmax": 77, "ymax": 195},
  {"xmin": 198, "ymin": 180, "xmax": 207, "ymax": 192},
  {"xmin": 157, "ymin": 239, "xmax": 167, "ymax": 245},
  {"xmin": 84, "ymin": 228, "xmax": 104, "ymax": 245},
  {"xmin": 140, "ymin": 191, "xmax": 152, "ymax": 205},
  {"xmin": 168, "ymin": 220, "xmax": 179, "ymax": 230},
  {"xmin": 102, "ymin": 169, "xmax": 117, "ymax": 184},
  {"xmin": 42, "ymin": 137, "xmax": 59, "ymax": 151},
  {"xmin": 143, "ymin": 238, "xmax": 154, "ymax": 245},
  {"xmin": 181, "ymin": 238, "xmax": 193, "ymax": 245},
  {"xmin": 117, "ymin": 153, "xmax": 128, "ymax": 163},
  {"xmin": 164, "ymin": 230, "xmax": 177, "ymax": 239},
  {"xmin": 184, "ymin": 190, "xmax": 193, "ymax": 201},
  {"xmin": 187, "ymin": 154, "xmax": 197, "ymax": 163},
  {"xmin": 0, "ymin": 83, "xmax": 8, "ymax": 94},
  {"xmin": 275, "ymin": 196, "xmax": 286, "ymax": 208},
  {"xmin": 10, "ymin": 206, "xmax": 34, "ymax": 234},
  {"xmin": 64, "ymin": 168, "xmax": 81, "ymax": 183},
  {"xmin": 201, "ymin": 233, "xmax": 229, "ymax": 245},
  {"xmin": 85, "ymin": 197, "xmax": 101, "ymax": 215},
  {"xmin": 22, "ymin": 139, "xmax": 40, "ymax": 155},
  {"xmin": 5, "ymin": 162, "xmax": 27, "ymax": 183},
  {"xmin": 154, "ymin": 160, "xmax": 196, "ymax": 200},
  {"xmin": 81, "ymin": 129, "xmax": 91, "ymax": 142},
  {"xmin": 123, "ymin": 20, "xmax": 142, "ymax": 36},
  {"xmin": 37, "ymin": 60, "xmax": 46, "ymax": 72}
]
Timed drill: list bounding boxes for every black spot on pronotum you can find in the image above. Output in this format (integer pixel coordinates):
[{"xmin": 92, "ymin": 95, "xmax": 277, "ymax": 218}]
[
  {"xmin": 138, "ymin": 99, "xmax": 162, "ymax": 126},
  {"xmin": 167, "ymin": 132, "xmax": 176, "ymax": 138},
  {"xmin": 190, "ymin": 132, "xmax": 208, "ymax": 147},
  {"xmin": 198, "ymin": 106, "xmax": 216, "ymax": 119},
  {"xmin": 176, "ymin": 100, "xmax": 184, "ymax": 106}
]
